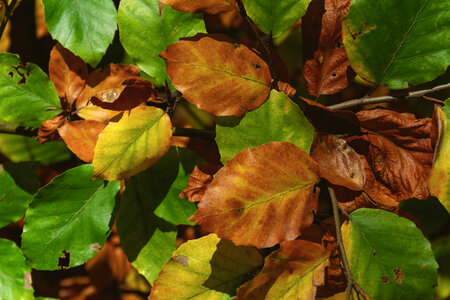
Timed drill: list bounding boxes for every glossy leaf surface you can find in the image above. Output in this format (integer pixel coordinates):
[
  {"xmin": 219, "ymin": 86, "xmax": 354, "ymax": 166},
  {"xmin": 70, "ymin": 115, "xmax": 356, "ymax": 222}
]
[
  {"xmin": 342, "ymin": 208, "xmax": 438, "ymax": 299},
  {"xmin": 216, "ymin": 90, "xmax": 314, "ymax": 163},
  {"xmin": 343, "ymin": 0, "xmax": 450, "ymax": 89},
  {"xmin": 161, "ymin": 34, "xmax": 271, "ymax": 116},
  {"xmin": 0, "ymin": 239, "xmax": 34, "ymax": 300},
  {"xmin": 149, "ymin": 234, "xmax": 263, "ymax": 299},
  {"xmin": 0, "ymin": 166, "xmax": 32, "ymax": 228},
  {"xmin": 92, "ymin": 106, "xmax": 172, "ymax": 181},
  {"xmin": 242, "ymin": 0, "xmax": 311, "ymax": 37},
  {"xmin": 22, "ymin": 165, "xmax": 120, "ymax": 270},
  {"xmin": 430, "ymin": 99, "xmax": 450, "ymax": 213},
  {"xmin": 190, "ymin": 142, "xmax": 320, "ymax": 248},
  {"xmin": 42, "ymin": 0, "xmax": 117, "ymax": 66},
  {"xmin": 0, "ymin": 53, "xmax": 61, "ymax": 127},
  {"xmin": 118, "ymin": 0, "xmax": 206, "ymax": 86}
]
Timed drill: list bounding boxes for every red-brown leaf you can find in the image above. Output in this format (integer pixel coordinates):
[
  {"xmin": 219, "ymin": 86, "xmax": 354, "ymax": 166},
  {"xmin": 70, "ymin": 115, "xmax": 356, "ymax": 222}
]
[
  {"xmin": 158, "ymin": 0, "xmax": 237, "ymax": 14},
  {"xmin": 179, "ymin": 163, "xmax": 221, "ymax": 202},
  {"xmin": 302, "ymin": 0, "xmax": 355, "ymax": 96},
  {"xmin": 36, "ymin": 114, "xmax": 67, "ymax": 144},
  {"xmin": 189, "ymin": 142, "xmax": 320, "ymax": 248}
]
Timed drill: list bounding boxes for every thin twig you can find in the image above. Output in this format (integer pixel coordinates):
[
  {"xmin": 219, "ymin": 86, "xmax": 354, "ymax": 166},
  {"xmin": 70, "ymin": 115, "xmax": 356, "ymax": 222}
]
[
  {"xmin": 328, "ymin": 82, "xmax": 450, "ymax": 110},
  {"xmin": 172, "ymin": 127, "xmax": 215, "ymax": 141},
  {"xmin": 235, "ymin": 0, "xmax": 277, "ymax": 87},
  {"xmin": 328, "ymin": 185, "xmax": 353, "ymax": 300},
  {"xmin": 352, "ymin": 282, "xmax": 371, "ymax": 300},
  {"xmin": 0, "ymin": 123, "xmax": 38, "ymax": 137},
  {"xmin": 0, "ymin": 0, "xmax": 18, "ymax": 40}
]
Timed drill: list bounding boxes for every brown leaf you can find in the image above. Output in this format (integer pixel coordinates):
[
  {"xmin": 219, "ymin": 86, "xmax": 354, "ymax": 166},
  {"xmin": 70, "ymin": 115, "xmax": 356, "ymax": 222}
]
[
  {"xmin": 189, "ymin": 142, "xmax": 320, "ymax": 248},
  {"xmin": 49, "ymin": 44, "xmax": 88, "ymax": 110},
  {"xmin": 311, "ymin": 133, "xmax": 366, "ymax": 190},
  {"xmin": 161, "ymin": 33, "xmax": 272, "ymax": 116},
  {"xmin": 76, "ymin": 64, "xmax": 141, "ymax": 109},
  {"xmin": 302, "ymin": 0, "xmax": 355, "ymax": 96},
  {"xmin": 278, "ymin": 81, "xmax": 296, "ymax": 98},
  {"xmin": 58, "ymin": 120, "xmax": 107, "ymax": 163},
  {"xmin": 36, "ymin": 114, "xmax": 67, "ymax": 144},
  {"xmin": 90, "ymin": 77, "xmax": 158, "ymax": 111},
  {"xmin": 158, "ymin": 0, "xmax": 237, "ymax": 14},
  {"xmin": 179, "ymin": 163, "xmax": 221, "ymax": 202},
  {"xmin": 236, "ymin": 240, "xmax": 330, "ymax": 299}
]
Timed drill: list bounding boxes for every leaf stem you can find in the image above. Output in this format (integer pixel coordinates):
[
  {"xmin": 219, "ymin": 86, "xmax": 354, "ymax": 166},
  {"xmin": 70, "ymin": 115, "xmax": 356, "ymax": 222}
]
[
  {"xmin": 328, "ymin": 82, "xmax": 450, "ymax": 110},
  {"xmin": 235, "ymin": 0, "xmax": 278, "ymax": 87},
  {"xmin": 0, "ymin": 123, "xmax": 38, "ymax": 137},
  {"xmin": 0, "ymin": 0, "xmax": 18, "ymax": 40}
]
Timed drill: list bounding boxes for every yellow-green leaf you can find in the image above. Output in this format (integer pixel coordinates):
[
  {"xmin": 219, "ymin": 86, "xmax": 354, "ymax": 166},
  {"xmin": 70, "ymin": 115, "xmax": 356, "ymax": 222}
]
[
  {"xmin": 149, "ymin": 234, "xmax": 263, "ymax": 300},
  {"xmin": 92, "ymin": 106, "xmax": 172, "ymax": 181}
]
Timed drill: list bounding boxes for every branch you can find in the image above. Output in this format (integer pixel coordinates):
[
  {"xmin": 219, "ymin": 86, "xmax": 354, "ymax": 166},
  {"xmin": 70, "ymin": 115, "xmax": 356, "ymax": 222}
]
[
  {"xmin": 0, "ymin": 123, "xmax": 38, "ymax": 137},
  {"xmin": 328, "ymin": 82, "xmax": 450, "ymax": 110},
  {"xmin": 0, "ymin": 0, "xmax": 18, "ymax": 40},
  {"xmin": 235, "ymin": 0, "xmax": 277, "ymax": 87},
  {"xmin": 172, "ymin": 127, "xmax": 215, "ymax": 141}
]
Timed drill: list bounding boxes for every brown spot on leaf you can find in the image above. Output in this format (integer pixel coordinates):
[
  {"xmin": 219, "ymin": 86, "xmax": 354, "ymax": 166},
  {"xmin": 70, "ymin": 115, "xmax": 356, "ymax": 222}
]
[
  {"xmin": 381, "ymin": 276, "xmax": 389, "ymax": 283},
  {"xmin": 394, "ymin": 267, "xmax": 404, "ymax": 284},
  {"xmin": 254, "ymin": 63, "xmax": 261, "ymax": 69},
  {"xmin": 24, "ymin": 271, "xmax": 32, "ymax": 290},
  {"xmin": 58, "ymin": 250, "xmax": 70, "ymax": 270},
  {"xmin": 172, "ymin": 255, "xmax": 189, "ymax": 267},
  {"xmin": 90, "ymin": 242, "xmax": 102, "ymax": 251},
  {"xmin": 8, "ymin": 71, "xmax": 13, "ymax": 78}
]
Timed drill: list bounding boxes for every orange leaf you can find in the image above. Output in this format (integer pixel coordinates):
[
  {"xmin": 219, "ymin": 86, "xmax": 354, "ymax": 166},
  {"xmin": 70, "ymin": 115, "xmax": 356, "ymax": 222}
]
[
  {"xmin": 189, "ymin": 142, "xmax": 320, "ymax": 248},
  {"xmin": 158, "ymin": 0, "xmax": 237, "ymax": 14},
  {"xmin": 58, "ymin": 120, "xmax": 107, "ymax": 163},
  {"xmin": 161, "ymin": 34, "xmax": 272, "ymax": 116},
  {"xmin": 90, "ymin": 78, "xmax": 158, "ymax": 111},
  {"xmin": 49, "ymin": 44, "xmax": 88, "ymax": 109},
  {"xmin": 302, "ymin": 0, "xmax": 355, "ymax": 96}
]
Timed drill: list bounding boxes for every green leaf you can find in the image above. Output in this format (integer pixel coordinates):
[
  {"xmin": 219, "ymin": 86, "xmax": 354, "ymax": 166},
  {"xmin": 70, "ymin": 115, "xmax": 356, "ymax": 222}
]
[
  {"xmin": 216, "ymin": 90, "xmax": 314, "ymax": 163},
  {"xmin": 117, "ymin": 165, "xmax": 177, "ymax": 284},
  {"xmin": 0, "ymin": 239, "xmax": 34, "ymax": 300},
  {"xmin": 342, "ymin": 208, "xmax": 438, "ymax": 300},
  {"xmin": 343, "ymin": 0, "xmax": 450, "ymax": 89},
  {"xmin": 42, "ymin": 0, "xmax": 117, "ymax": 67},
  {"xmin": 0, "ymin": 53, "xmax": 61, "ymax": 127},
  {"xmin": 0, "ymin": 135, "xmax": 71, "ymax": 165},
  {"xmin": 149, "ymin": 234, "xmax": 263, "ymax": 299},
  {"xmin": 21, "ymin": 165, "xmax": 120, "ymax": 270},
  {"xmin": 118, "ymin": 0, "xmax": 206, "ymax": 86},
  {"xmin": 242, "ymin": 0, "xmax": 311, "ymax": 37},
  {"xmin": 3, "ymin": 162, "xmax": 40, "ymax": 195},
  {"xmin": 153, "ymin": 147, "xmax": 202, "ymax": 225},
  {"xmin": 430, "ymin": 99, "xmax": 450, "ymax": 213},
  {"xmin": 0, "ymin": 166, "xmax": 33, "ymax": 228}
]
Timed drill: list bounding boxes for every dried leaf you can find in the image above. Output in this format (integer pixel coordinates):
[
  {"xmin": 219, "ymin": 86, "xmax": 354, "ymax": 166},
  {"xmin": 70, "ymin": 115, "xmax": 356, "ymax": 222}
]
[
  {"xmin": 236, "ymin": 240, "xmax": 329, "ymax": 299},
  {"xmin": 179, "ymin": 163, "xmax": 221, "ymax": 202},
  {"xmin": 302, "ymin": 0, "xmax": 355, "ymax": 96},
  {"xmin": 49, "ymin": 44, "xmax": 87, "ymax": 110},
  {"xmin": 190, "ymin": 142, "xmax": 320, "ymax": 248},
  {"xmin": 158, "ymin": 0, "xmax": 237, "ymax": 14},
  {"xmin": 311, "ymin": 134, "xmax": 366, "ymax": 190},
  {"xmin": 58, "ymin": 120, "xmax": 107, "ymax": 163},
  {"xmin": 90, "ymin": 77, "xmax": 158, "ymax": 111},
  {"xmin": 161, "ymin": 34, "xmax": 272, "ymax": 116},
  {"xmin": 36, "ymin": 114, "xmax": 66, "ymax": 144},
  {"xmin": 278, "ymin": 81, "xmax": 296, "ymax": 98}
]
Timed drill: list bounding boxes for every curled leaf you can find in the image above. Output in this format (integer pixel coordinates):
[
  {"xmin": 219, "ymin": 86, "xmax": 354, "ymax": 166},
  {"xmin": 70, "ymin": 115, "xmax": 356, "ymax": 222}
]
[
  {"xmin": 36, "ymin": 114, "xmax": 67, "ymax": 144},
  {"xmin": 179, "ymin": 163, "xmax": 221, "ymax": 202}
]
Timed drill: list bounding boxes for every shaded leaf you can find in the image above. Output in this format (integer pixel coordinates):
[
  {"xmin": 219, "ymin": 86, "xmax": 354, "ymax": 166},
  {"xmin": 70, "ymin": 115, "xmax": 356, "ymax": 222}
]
[
  {"xmin": 342, "ymin": 0, "xmax": 450, "ymax": 89},
  {"xmin": 149, "ymin": 234, "xmax": 263, "ymax": 299},
  {"xmin": 0, "ymin": 134, "xmax": 71, "ymax": 165},
  {"xmin": 42, "ymin": 0, "xmax": 117, "ymax": 67},
  {"xmin": 242, "ymin": 0, "xmax": 311, "ymax": 37},
  {"xmin": 36, "ymin": 114, "xmax": 66, "ymax": 144},
  {"xmin": 311, "ymin": 134, "xmax": 365, "ymax": 190},
  {"xmin": 0, "ymin": 165, "xmax": 32, "ymax": 228},
  {"xmin": 302, "ymin": 0, "xmax": 355, "ymax": 96},
  {"xmin": 0, "ymin": 52, "xmax": 61, "ymax": 127},
  {"xmin": 0, "ymin": 238, "xmax": 34, "ymax": 300},
  {"xmin": 161, "ymin": 33, "xmax": 271, "ymax": 116},
  {"xmin": 3, "ymin": 161, "xmax": 40, "ymax": 194},
  {"xmin": 117, "ymin": 162, "xmax": 177, "ymax": 284},
  {"xmin": 342, "ymin": 208, "xmax": 438, "ymax": 299},
  {"xmin": 118, "ymin": 0, "xmax": 206, "ymax": 86},
  {"xmin": 92, "ymin": 106, "xmax": 172, "ymax": 181},
  {"xmin": 49, "ymin": 43, "xmax": 87, "ymax": 109},
  {"xmin": 22, "ymin": 164, "xmax": 120, "ymax": 270},
  {"xmin": 190, "ymin": 142, "xmax": 320, "ymax": 248},
  {"xmin": 90, "ymin": 77, "xmax": 158, "ymax": 111},
  {"xmin": 180, "ymin": 163, "xmax": 221, "ymax": 203},
  {"xmin": 158, "ymin": 0, "xmax": 237, "ymax": 14},
  {"xmin": 58, "ymin": 120, "xmax": 107, "ymax": 163},
  {"xmin": 430, "ymin": 99, "xmax": 450, "ymax": 213},
  {"xmin": 236, "ymin": 240, "xmax": 329, "ymax": 299},
  {"xmin": 216, "ymin": 90, "xmax": 314, "ymax": 163}
]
